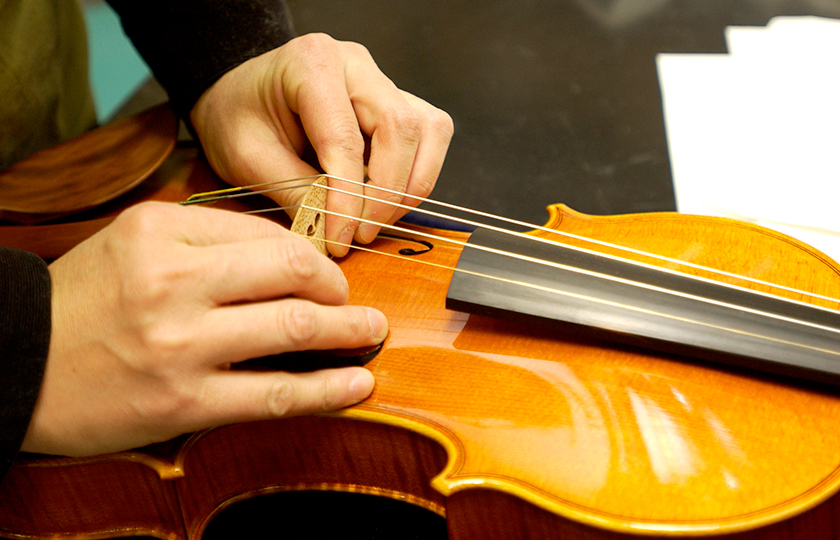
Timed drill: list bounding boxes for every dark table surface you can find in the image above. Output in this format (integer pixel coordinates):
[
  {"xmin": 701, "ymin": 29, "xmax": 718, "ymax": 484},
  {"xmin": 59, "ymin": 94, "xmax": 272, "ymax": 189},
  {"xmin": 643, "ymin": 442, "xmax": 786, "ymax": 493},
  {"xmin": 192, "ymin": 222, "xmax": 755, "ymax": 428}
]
[{"xmin": 284, "ymin": 0, "xmax": 840, "ymax": 227}]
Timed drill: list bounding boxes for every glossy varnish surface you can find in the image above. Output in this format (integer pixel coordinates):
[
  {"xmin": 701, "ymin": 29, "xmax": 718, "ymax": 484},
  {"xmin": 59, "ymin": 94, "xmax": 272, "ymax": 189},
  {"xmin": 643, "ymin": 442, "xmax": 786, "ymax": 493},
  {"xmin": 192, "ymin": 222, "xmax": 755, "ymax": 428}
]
[
  {"xmin": 335, "ymin": 206, "xmax": 840, "ymax": 535},
  {"xmin": 4, "ymin": 139, "xmax": 840, "ymax": 538}
]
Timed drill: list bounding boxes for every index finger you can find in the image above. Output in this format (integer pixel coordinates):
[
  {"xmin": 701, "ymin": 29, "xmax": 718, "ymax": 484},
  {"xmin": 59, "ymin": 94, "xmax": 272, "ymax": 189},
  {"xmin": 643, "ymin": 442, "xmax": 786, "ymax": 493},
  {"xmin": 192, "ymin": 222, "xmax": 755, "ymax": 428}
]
[{"xmin": 287, "ymin": 58, "xmax": 366, "ymax": 256}]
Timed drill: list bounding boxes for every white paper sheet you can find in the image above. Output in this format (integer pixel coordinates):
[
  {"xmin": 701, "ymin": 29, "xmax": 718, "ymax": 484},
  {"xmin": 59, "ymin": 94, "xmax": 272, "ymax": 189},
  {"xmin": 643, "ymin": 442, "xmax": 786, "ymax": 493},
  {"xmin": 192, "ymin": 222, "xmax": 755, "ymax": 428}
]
[{"xmin": 657, "ymin": 16, "xmax": 840, "ymax": 262}]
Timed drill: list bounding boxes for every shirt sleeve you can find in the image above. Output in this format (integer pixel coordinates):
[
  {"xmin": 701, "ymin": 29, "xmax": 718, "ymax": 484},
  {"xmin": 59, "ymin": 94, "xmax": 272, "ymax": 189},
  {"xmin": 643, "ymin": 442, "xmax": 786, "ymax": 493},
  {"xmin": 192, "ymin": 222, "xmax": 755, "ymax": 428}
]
[
  {"xmin": 105, "ymin": 0, "xmax": 297, "ymax": 119},
  {"xmin": 0, "ymin": 247, "xmax": 51, "ymax": 484}
]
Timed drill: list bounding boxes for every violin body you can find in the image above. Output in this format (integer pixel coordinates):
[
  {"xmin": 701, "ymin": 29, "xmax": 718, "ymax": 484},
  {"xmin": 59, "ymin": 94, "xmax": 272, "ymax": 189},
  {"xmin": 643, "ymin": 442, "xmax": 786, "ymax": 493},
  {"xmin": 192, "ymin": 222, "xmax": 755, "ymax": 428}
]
[{"xmin": 3, "ymin": 109, "xmax": 840, "ymax": 539}]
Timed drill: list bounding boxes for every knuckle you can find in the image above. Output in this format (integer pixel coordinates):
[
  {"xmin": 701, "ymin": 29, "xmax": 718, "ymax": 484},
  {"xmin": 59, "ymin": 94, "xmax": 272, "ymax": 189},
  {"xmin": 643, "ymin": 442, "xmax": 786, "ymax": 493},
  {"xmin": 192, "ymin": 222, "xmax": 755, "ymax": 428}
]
[
  {"xmin": 125, "ymin": 257, "xmax": 189, "ymax": 314},
  {"xmin": 287, "ymin": 34, "xmax": 348, "ymax": 81},
  {"xmin": 382, "ymin": 107, "xmax": 422, "ymax": 144},
  {"xmin": 411, "ymin": 174, "xmax": 437, "ymax": 200},
  {"xmin": 112, "ymin": 202, "xmax": 173, "ymax": 240},
  {"xmin": 319, "ymin": 376, "xmax": 341, "ymax": 411},
  {"xmin": 139, "ymin": 323, "xmax": 192, "ymax": 359},
  {"xmin": 292, "ymin": 33, "xmax": 369, "ymax": 61},
  {"xmin": 279, "ymin": 301, "xmax": 319, "ymax": 347},
  {"xmin": 154, "ymin": 386, "xmax": 197, "ymax": 422},
  {"xmin": 380, "ymin": 192, "xmax": 405, "ymax": 212},
  {"xmin": 346, "ymin": 308, "xmax": 365, "ymax": 338},
  {"xmin": 266, "ymin": 378, "xmax": 296, "ymax": 417},
  {"xmin": 122, "ymin": 324, "xmax": 193, "ymax": 383},
  {"xmin": 130, "ymin": 258, "xmax": 178, "ymax": 291},
  {"xmin": 315, "ymin": 120, "xmax": 365, "ymax": 156},
  {"xmin": 429, "ymin": 108, "xmax": 455, "ymax": 140},
  {"xmin": 291, "ymin": 33, "xmax": 337, "ymax": 58},
  {"xmin": 121, "ymin": 360, "xmax": 197, "ymax": 427},
  {"xmin": 344, "ymin": 40, "xmax": 373, "ymax": 60},
  {"xmin": 280, "ymin": 237, "xmax": 320, "ymax": 285}
]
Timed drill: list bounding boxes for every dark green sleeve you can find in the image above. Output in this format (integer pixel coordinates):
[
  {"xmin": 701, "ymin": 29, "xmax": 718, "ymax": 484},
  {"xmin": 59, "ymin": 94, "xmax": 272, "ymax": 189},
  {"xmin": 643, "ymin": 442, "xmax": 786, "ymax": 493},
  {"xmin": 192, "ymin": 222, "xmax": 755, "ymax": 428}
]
[
  {"xmin": 0, "ymin": 248, "xmax": 50, "ymax": 484},
  {"xmin": 105, "ymin": 0, "xmax": 296, "ymax": 119}
]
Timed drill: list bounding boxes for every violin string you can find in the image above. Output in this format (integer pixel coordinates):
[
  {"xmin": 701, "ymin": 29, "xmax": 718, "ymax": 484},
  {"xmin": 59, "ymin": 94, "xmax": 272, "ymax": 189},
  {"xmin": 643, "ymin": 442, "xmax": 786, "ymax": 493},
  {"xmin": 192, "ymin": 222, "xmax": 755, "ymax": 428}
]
[
  {"xmin": 277, "ymin": 202, "xmax": 840, "ymax": 337},
  {"xmin": 184, "ymin": 175, "xmax": 840, "ymax": 315},
  {"xmin": 182, "ymin": 184, "xmax": 840, "ymax": 354},
  {"xmin": 309, "ymin": 182, "xmax": 840, "ymax": 318},
  {"xmin": 182, "ymin": 181, "xmax": 315, "ymax": 204},
  {"xmin": 317, "ymin": 235, "xmax": 840, "ymax": 358}
]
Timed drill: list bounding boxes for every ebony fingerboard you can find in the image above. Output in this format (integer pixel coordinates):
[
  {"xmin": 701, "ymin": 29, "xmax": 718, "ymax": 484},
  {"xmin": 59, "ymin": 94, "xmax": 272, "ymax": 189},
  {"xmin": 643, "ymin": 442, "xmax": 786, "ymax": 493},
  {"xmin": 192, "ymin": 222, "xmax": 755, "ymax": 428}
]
[{"xmin": 446, "ymin": 228, "xmax": 840, "ymax": 385}]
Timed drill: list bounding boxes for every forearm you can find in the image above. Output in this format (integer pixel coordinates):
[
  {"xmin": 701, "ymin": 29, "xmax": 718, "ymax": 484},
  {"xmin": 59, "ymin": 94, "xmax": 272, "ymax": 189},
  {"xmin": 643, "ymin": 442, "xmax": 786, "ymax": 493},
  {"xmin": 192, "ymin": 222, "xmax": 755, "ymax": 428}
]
[
  {"xmin": 105, "ymin": 0, "xmax": 297, "ymax": 118},
  {"xmin": 0, "ymin": 248, "xmax": 51, "ymax": 484}
]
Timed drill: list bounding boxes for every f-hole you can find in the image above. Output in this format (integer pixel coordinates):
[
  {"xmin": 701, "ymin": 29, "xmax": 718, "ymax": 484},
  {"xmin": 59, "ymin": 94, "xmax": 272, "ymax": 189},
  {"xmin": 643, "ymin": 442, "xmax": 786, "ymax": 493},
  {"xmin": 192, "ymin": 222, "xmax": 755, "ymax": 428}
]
[{"xmin": 378, "ymin": 233, "xmax": 434, "ymax": 256}]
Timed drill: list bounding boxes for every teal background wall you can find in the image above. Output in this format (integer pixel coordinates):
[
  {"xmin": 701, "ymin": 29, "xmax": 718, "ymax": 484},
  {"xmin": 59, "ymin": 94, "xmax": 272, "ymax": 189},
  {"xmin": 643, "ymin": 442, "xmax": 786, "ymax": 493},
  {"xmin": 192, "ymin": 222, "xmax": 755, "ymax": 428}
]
[{"xmin": 81, "ymin": 0, "xmax": 150, "ymax": 122}]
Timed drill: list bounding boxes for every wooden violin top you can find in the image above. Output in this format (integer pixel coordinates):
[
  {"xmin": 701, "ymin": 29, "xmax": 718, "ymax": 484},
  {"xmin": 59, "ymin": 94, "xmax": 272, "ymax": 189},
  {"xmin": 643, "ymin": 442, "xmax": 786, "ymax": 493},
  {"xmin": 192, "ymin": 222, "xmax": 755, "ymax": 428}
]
[
  {"xmin": 336, "ymin": 206, "xmax": 840, "ymax": 535},
  {"xmin": 3, "ymin": 105, "xmax": 840, "ymax": 538}
]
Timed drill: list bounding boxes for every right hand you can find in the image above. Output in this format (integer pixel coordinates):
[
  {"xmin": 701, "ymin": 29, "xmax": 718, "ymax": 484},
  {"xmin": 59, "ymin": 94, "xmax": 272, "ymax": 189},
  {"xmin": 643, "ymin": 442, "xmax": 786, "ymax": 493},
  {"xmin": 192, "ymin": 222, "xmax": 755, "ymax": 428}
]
[
  {"xmin": 190, "ymin": 33, "xmax": 454, "ymax": 256},
  {"xmin": 22, "ymin": 202, "xmax": 383, "ymax": 457}
]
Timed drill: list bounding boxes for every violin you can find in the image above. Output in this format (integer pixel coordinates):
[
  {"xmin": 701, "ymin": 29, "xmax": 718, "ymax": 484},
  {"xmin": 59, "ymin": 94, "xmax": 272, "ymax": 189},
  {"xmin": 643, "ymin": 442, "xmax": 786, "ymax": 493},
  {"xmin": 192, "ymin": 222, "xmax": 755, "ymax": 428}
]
[{"xmin": 3, "ymin": 105, "xmax": 840, "ymax": 540}]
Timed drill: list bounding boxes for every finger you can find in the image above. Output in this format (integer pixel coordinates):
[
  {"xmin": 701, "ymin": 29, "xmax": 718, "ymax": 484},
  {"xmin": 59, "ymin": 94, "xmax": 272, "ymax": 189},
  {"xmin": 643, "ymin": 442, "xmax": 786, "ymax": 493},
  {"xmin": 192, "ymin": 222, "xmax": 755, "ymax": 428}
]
[
  {"xmin": 194, "ymin": 367, "xmax": 375, "ymax": 426},
  {"xmin": 340, "ymin": 63, "xmax": 423, "ymax": 243},
  {"xmin": 358, "ymin": 93, "xmax": 452, "ymax": 235},
  {"xmin": 196, "ymin": 234, "xmax": 348, "ymax": 306},
  {"xmin": 389, "ymin": 92, "xmax": 454, "ymax": 224},
  {"xmin": 288, "ymin": 50, "xmax": 366, "ymax": 254},
  {"xmin": 197, "ymin": 301, "xmax": 389, "ymax": 365}
]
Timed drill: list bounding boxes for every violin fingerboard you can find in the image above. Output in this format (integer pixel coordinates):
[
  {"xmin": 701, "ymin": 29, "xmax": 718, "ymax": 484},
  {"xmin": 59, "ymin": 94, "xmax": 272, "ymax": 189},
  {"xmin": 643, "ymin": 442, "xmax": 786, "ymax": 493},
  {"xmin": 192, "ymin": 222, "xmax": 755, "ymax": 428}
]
[{"xmin": 447, "ymin": 228, "xmax": 840, "ymax": 387}]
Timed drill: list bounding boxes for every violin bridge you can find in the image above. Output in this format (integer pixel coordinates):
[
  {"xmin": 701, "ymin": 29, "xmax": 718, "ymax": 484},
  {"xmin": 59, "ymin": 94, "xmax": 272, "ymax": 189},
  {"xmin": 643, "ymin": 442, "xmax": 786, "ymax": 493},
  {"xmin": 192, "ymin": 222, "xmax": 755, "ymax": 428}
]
[{"xmin": 290, "ymin": 175, "xmax": 328, "ymax": 256}]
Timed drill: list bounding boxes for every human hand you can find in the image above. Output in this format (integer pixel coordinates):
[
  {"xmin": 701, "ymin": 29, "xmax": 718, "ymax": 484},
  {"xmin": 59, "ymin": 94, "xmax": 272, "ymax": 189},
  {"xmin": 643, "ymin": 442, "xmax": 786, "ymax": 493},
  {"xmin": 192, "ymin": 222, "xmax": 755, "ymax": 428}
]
[
  {"xmin": 21, "ymin": 202, "xmax": 383, "ymax": 457},
  {"xmin": 189, "ymin": 33, "xmax": 454, "ymax": 256}
]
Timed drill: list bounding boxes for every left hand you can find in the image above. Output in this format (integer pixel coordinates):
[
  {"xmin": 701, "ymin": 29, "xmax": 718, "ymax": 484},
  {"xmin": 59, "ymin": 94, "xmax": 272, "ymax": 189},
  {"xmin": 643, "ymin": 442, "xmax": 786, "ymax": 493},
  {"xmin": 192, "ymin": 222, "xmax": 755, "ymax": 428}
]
[
  {"xmin": 189, "ymin": 33, "xmax": 454, "ymax": 256},
  {"xmin": 24, "ymin": 202, "xmax": 382, "ymax": 456}
]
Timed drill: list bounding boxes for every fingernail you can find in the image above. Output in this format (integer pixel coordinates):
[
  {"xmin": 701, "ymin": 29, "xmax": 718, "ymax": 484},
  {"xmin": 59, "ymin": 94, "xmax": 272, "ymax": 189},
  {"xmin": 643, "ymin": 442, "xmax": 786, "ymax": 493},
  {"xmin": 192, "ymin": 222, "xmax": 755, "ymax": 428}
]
[
  {"xmin": 367, "ymin": 307, "xmax": 389, "ymax": 342},
  {"xmin": 349, "ymin": 371, "xmax": 375, "ymax": 401},
  {"xmin": 357, "ymin": 223, "xmax": 378, "ymax": 244}
]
